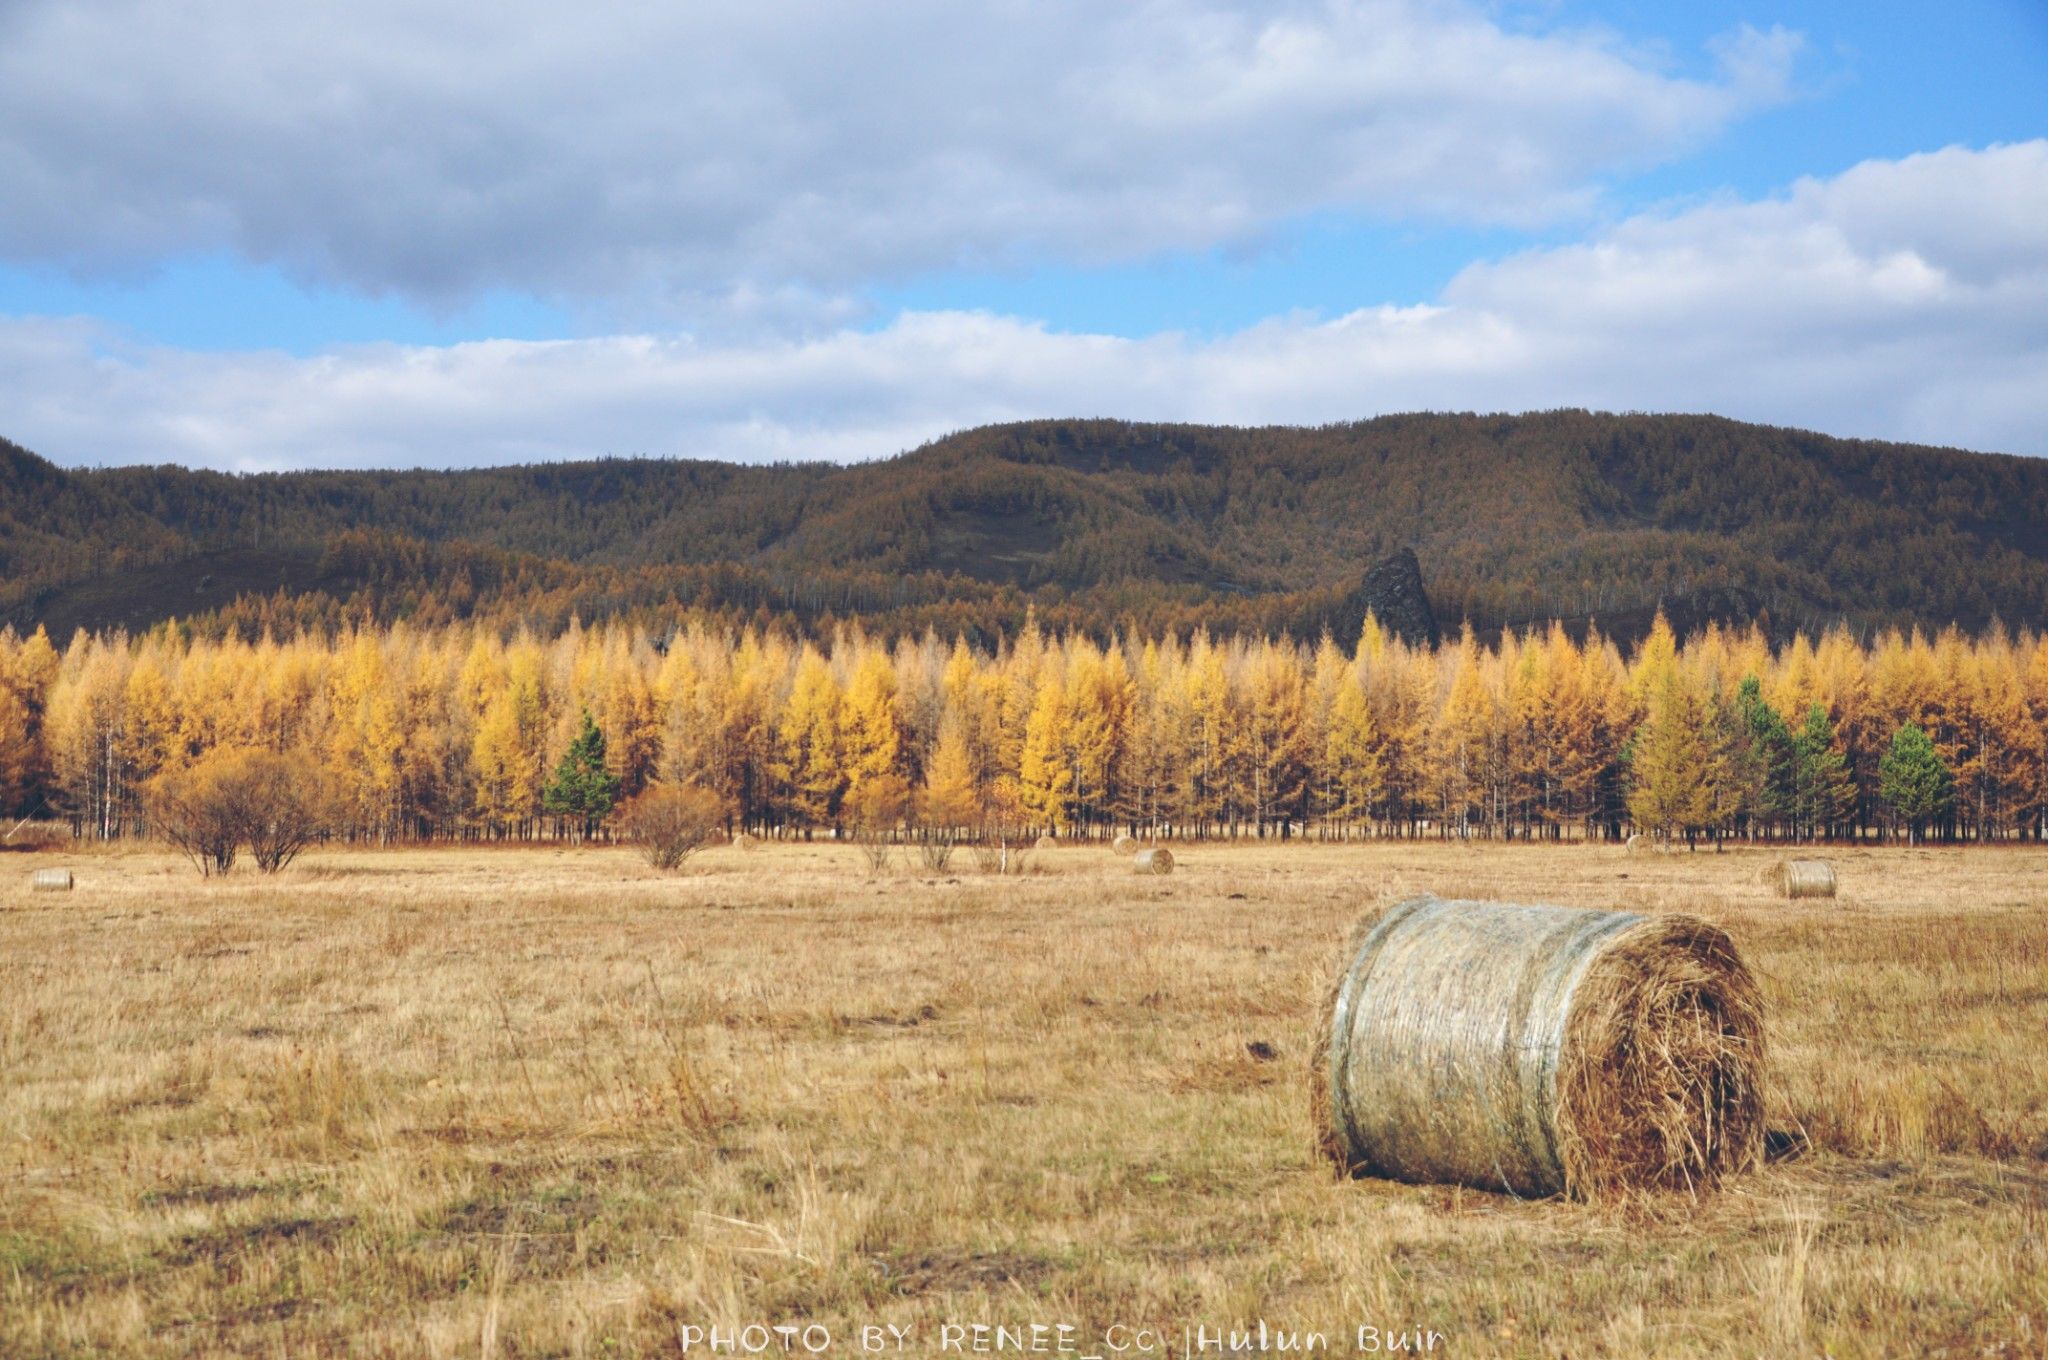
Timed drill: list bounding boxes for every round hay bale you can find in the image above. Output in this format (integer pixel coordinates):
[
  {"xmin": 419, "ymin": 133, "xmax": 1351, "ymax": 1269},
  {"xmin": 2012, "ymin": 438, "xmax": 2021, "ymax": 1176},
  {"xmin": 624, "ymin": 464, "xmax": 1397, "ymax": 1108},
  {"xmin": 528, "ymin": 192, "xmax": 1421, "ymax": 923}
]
[
  {"xmin": 1624, "ymin": 833, "xmax": 1645, "ymax": 853},
  {"xmin": 1765, "ymin": 859, "xmax": 1835, "ymax": 899},
  {"xmin": 30, "ymin": 868, "xmax": 74, "ymax": 892},
  {"xmin": 1133, "ymin": 847, "xmax": 1174, "ymax": 876},
  {"xmin": 1313, "ymin": 894, "xmax": 1764, "ymax": 1198},
  {"xmin": 731, "ymin": 831, "xmax": 756, "ymax": 851},
  {"xmin": 1111, "ymin": 833, "xmax": 1137, "ymax": 856},
  {"xmin": 1034, "ymin": 834, "xmax": 1057, "ymax": 851}
]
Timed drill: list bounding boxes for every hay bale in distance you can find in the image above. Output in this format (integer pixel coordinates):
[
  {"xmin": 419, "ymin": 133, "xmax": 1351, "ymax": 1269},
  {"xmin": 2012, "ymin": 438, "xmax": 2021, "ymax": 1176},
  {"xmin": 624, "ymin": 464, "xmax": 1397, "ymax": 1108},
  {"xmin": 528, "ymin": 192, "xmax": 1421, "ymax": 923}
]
[
  {"xmin": 31, "ymin": 868, "xmax": 74, "ymax": 892},
  {"xmin": 1764, "ymin": 859, "xmax": 1836, "ymax": 899},
  {"xmin": 1034, "ymin": 834, "xmax": 1057, "ymax": 851},
  {"xmin": 731, "ymin": 831, "xmax": 757, "ymax": 851},
  {"xmin": 1624, "ymin": 833, "xmax": 1645, "ymax": 853},
  {"xmin": 1111, "ymin": 833, "xmax": 1137, "ymax": 856},
  {"xmin": 1314, "ymin": 894, "xmax": 1765, "ymax": 1198},
  {"xmin": 1133, "ymin": 847, "xmax": 1174, "ymax": 876}
]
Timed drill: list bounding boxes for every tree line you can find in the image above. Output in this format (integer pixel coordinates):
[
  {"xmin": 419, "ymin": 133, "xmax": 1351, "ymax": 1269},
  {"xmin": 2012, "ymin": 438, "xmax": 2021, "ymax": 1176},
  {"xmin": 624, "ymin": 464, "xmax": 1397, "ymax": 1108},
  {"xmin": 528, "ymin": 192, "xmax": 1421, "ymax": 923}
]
[{"xmin": 3, "ymin": 610, "xmax": 2045, "ymax": 848}]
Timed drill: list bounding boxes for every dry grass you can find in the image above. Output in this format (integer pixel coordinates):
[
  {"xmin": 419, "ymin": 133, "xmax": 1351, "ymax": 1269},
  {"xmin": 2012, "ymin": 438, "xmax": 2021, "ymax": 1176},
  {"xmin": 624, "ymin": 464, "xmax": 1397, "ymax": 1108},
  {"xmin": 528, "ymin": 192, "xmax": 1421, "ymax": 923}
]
[{"xmin": 2, "ymin": 838, "xmax": 2044, "ymax": 1357}]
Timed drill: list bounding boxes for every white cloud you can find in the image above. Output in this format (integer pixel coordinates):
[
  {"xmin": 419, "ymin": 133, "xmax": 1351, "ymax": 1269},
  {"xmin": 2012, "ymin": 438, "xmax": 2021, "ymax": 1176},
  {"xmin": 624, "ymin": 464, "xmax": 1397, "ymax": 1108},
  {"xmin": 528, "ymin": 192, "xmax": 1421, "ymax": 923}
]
[
  {"xmin": 0, "ymin": 0, "xmax": 1794, "ymax": 315},
  {"xmin": 5, "ymin": 143, "xmax": 2044, "ymax": 469}
]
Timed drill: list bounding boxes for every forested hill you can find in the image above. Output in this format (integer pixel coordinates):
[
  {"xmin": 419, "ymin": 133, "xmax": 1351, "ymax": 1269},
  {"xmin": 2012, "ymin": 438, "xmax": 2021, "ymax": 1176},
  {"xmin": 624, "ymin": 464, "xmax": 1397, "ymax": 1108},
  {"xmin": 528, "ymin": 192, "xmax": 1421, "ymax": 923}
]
[{"xmin": 6, "ymin": 410, "xmax": 2048, "ymax": 645}]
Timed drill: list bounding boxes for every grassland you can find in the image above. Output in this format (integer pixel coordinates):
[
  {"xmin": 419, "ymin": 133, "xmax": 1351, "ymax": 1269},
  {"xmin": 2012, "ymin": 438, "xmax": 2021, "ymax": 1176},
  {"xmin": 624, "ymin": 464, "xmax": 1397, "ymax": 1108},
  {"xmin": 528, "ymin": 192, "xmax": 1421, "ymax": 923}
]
[{"xmin": 2, "ymin": 839, "xmax": 2044, "ymax": 1358}]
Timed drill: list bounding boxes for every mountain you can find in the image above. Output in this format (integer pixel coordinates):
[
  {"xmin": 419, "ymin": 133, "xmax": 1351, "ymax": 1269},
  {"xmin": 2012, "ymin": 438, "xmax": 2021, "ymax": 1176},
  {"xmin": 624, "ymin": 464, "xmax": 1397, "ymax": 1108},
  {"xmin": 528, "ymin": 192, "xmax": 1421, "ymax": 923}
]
[{"xmin": 5, "ymin": 411, "xmax": 2047, "ymax": 645}]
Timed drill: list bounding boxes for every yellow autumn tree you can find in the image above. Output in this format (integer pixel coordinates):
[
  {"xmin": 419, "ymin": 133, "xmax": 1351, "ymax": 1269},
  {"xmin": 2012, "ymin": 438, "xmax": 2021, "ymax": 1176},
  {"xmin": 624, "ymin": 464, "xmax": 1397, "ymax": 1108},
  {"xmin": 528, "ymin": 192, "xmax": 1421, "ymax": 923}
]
[
  {"xmin": 918, "ymin": 709, "xmax": 981, "ymax": 829},
  {"xmin": 1016, "ymin": 668, "xmax": 1073, "ymax": 830},
  {"xmin": 776, "ymin": 647, "xmax": 843, "ymax": 827},
  {"xmin": 839, "ymin": 648, "xmax": 903, "ymax": 794}
]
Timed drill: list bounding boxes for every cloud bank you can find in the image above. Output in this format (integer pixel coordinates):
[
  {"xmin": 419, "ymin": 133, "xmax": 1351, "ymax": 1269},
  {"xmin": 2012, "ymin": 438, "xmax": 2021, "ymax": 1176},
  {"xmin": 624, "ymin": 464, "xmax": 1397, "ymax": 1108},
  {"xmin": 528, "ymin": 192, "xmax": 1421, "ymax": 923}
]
[
  {"xmin": 0, "ymin": 0, "xmax": 1794, "ymax": 314},
  {"xmin": 5, "ymin": 143, "xmax": 2044, "ymax": 469}
]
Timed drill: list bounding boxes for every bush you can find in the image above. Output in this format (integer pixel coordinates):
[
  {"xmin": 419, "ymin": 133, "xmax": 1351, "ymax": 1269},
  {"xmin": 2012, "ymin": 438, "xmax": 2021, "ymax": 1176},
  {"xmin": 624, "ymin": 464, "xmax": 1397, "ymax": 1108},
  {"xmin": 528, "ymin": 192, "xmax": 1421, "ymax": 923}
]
[
  {"xmin": 144, "ymin": 747, "xmax": 333, "ymax": 876},
  {"xmin": 844, "ymin": 774, "xmax": 910, "ymax": 874},
  {"xmin": 912, "ymin": 826, "xmax": 957, "ymax": 872},
  {"xmin": 238, "ymin": 751, "xmax": 336, "ymax": 872},
  {"xmin": 145, "ymin": 755, "xmax": 244, "ymax": 876},
  {"xmin": 620, "ymin": 784, "xmax": 725, "ymax": 870}
]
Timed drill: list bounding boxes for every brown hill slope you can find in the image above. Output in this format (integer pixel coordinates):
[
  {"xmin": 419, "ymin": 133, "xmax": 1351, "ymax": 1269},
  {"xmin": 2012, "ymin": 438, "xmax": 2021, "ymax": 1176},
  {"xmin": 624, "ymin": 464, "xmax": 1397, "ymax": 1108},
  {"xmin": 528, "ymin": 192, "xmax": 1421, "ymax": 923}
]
[{"xmin": 5, "ymin": 411, "xmax": 2046, "ymax": 643}]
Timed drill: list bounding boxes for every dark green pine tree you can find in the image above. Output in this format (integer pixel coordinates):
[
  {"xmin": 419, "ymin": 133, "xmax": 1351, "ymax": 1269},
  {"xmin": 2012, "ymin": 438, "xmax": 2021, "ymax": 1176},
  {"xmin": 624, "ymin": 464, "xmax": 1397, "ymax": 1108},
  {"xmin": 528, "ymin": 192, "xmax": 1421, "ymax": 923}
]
[
  {"xmin": 1731, "ymin": 675, "xmax": 1795, "ymax": 838},
  {"xmin": 1877, "ymin": 723, "xmax": 1954, "ymax": 844},
  {"xmin": 543, "ymin": 709, "xmax": 623, "ymax": 838},
  {"xmin": 1790, "ymin": 704, "xmax": 1855, "ymax": 841}
]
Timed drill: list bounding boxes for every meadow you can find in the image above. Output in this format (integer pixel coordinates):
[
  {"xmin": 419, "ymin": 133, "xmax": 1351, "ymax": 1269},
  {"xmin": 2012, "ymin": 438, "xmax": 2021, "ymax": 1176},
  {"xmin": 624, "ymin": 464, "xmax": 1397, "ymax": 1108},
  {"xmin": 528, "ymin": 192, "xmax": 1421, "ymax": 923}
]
[{"xmin": 1, "ymin": 839, "xmax": 2043, "ymax": 1358}]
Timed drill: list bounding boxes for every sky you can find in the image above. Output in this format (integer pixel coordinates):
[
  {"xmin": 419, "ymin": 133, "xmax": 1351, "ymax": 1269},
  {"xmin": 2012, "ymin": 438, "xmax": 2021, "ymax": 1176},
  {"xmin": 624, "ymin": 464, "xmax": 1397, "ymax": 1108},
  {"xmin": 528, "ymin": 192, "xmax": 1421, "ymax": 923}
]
[{"xmin": 0, "ymin": 0, "xmax": 2043, "ymax": 471}]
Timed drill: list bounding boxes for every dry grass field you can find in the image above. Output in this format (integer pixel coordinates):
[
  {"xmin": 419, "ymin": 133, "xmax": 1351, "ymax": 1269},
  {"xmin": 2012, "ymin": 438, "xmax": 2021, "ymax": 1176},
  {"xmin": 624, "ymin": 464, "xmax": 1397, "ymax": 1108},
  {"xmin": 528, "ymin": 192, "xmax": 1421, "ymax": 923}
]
[{"xmin": 2, "ymin": 838, "xmax": 2044, "ymax": 1358}]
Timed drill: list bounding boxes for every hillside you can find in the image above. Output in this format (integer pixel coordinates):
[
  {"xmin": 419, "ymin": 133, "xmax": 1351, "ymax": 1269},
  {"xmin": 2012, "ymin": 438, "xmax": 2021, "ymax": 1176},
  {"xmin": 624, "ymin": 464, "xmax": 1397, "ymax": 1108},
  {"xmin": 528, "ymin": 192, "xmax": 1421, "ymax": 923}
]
[{"xmin": 6, "ymin": 411, "xmax": 2048, "ymax": 644}]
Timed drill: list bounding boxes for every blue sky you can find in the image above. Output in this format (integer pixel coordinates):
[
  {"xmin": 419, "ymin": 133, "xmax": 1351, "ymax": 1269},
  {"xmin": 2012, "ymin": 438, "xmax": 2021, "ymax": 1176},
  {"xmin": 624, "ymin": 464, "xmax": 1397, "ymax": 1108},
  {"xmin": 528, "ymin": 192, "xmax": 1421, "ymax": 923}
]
[{"xmin": 0, "ymin": 0, "xmax": 2042, "ymax": 468}]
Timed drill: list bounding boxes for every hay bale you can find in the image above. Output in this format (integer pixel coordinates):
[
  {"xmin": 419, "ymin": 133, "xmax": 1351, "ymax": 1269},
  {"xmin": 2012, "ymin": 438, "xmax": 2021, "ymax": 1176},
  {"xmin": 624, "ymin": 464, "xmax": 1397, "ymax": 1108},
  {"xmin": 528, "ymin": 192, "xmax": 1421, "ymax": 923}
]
[
  {"xmin": 1762, "ymin": 859, "xmax": 1835, "ymax": 899},
  {"xmin": 1313, "ymin": 894, "xmax": 1764, "ymax": 1198},
  {"xmin": 1034, "ymin": 834, "xmax": 1057, "ymax": 851},
  {"xmin": 1624, "ymin": 833, "xmax": 1645, "ymax": 853},
  {"xmin": 30, "ymin": 868, "xmax": 73, "ymax": 892},
  {"xmin": 1133, "ymin": 847, "xmax": 1174, "ymax": 876},
  {"xmin": 1111, "ymin": 833, "xmax": 1137, "ymax": 856},
  {"xmin": 731, "ymin": 831, "xmax": 757, "ymax": 851}
]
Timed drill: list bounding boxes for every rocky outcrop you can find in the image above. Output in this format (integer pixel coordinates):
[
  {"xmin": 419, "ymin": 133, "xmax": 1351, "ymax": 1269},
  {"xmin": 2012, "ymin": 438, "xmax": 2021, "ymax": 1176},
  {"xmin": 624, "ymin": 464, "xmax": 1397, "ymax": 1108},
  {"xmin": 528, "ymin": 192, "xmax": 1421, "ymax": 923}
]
[{"xmin": 1349, "ymin": 547, "xmax": 1439, "ymax": 648}]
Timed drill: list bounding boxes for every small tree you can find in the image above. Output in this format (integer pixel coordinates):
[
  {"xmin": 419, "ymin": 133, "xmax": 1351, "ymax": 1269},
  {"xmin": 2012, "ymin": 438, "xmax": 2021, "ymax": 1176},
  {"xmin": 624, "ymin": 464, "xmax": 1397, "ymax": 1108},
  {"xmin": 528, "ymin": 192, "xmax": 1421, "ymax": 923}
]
[
  {"xmin": 620, "ymin": 784, "xmax": 725, "ymax": 870},
  {"xmin": 543, "ymin": 709, "xmax": 623, "ymax": 839},
  {"xmin": 1878, "ymin": 723, "xmax": 1953, "ymax": 844}
]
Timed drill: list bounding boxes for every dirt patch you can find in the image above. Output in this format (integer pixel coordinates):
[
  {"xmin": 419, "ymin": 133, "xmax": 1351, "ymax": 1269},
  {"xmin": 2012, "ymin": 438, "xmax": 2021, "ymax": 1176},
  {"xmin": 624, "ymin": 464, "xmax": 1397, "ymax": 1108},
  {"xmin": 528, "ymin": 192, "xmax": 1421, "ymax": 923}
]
[
  {"xmin": 166, "ymin": 1215, "xmax": 354, "ymax": 1267},
  {"xmin": 874, "ymin": 1247, "xmax": 1058, "ymax": 1296},
  {"xmin": 143, "ymin": 1182, "xmax": 280, "ymax": 1209}
]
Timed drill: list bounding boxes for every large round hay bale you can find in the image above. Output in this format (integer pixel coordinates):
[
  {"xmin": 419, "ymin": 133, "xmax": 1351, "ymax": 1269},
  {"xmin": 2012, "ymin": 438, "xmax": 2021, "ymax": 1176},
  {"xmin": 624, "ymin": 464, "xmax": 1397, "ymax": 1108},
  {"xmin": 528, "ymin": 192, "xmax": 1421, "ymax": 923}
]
[
  {"xmin": 1314, "ymin": 894, "xmax": 1764, "ymax": 1198},
  {"xmin": 31, "ymin": 868, "xmax": 73, "ymax": 892},
  {"xmin": 1111, "ymin": 833, "xmax": 1137, "ymax": 856},
  {"xmin": 731, "ymin": 831, "xmax": 756, "ymax": 851},
  {"xmin": 1624, "ymin": 833, "xmax": 1645, "ymax": 853},
  {"xmin": 1033, "ymin": 834, "xmax": 1056, "ymax": 851},
  {"xmin": 1763, "ymin": 859, "xmax": 1835, "ymax": 899},
  {"xmin": 1133, "ymin": 847, "xmax": 1173, "ymax": 876}
]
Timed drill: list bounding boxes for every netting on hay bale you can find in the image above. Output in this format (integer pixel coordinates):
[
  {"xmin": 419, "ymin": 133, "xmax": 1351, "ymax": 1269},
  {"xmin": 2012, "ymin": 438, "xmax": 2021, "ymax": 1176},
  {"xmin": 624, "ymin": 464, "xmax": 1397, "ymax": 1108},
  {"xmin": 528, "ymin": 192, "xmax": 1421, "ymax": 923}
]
[
  {"xmin": 30, "ymin": 868, "xmax": 74, "ymax": 892},
  {"xmin": 1133, "ymin": 847, "xmax": 1174, "ymax": 876},
  {"xmin": 1760, "ymin": 859, "xmax": 1835, "ymax": 899},
  {"xmin": 1111, "ymin": 833, "xmax": 1137, "ymax": 855},
  {"xmin": 1625, "ymin": 833, "xmax": 1645, "ymax": 853},
  {"xmin": 1312, "ymin": 894, "xmax": 1766, "ymax": 1198}
]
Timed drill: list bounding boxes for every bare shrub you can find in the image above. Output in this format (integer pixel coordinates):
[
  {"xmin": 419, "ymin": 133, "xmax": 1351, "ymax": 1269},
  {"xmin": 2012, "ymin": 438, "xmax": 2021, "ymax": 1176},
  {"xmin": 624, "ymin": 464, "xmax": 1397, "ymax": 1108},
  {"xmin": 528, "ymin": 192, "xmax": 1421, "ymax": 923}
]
[
  {"xmin": 844, "ymin": 775, "xmax": 910, "ymax": 875},
  {"xmin": 621, "ymin": 785, "xmax": 725, "ymax": 870},
  {"xmin": 969, "ymin": 820, "xmax": 1033, "ymax": 876},
  {"xmin": 913, "ymin": 826, "xmax": 957, "ymax": 872}
]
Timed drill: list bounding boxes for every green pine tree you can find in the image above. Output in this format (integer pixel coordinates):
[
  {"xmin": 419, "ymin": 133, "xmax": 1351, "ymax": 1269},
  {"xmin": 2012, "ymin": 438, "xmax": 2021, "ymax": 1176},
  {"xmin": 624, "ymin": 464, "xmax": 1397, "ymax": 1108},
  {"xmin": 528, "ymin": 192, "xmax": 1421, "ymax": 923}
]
[
  {"xmin": 543, "ymin": 709, "xmax": 623, "ymax": 837},
  {"xmin": 1732, "ymin": 676, "xmax": 1794, "ymax": 836},
  {"xmin": 1790, "ymin": 704, "xmax": 1855, "ymax": 841},
  {"xmin": 1877, "ymin": 723, "xmax": 1953, "ymax": 844}
]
